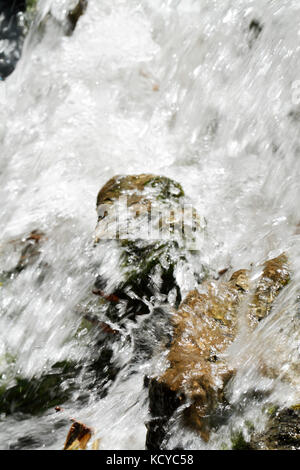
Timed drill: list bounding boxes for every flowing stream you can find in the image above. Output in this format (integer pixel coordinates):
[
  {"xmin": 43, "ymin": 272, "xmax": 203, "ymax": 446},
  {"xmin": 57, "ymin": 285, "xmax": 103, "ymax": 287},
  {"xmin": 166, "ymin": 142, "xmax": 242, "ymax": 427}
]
[{"xmin": 0, "ymin": 0, "xmax": 300, "ymax": 450}]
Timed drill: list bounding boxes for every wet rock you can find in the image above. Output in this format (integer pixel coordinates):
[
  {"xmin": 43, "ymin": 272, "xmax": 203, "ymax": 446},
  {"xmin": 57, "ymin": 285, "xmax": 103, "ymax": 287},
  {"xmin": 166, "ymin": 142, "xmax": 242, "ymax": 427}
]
[
  {"xmin": 100, "ymin": 240, "xmax": 182, "ymax": 322},
  {"xmin": 66, "ymin": 0, "xmax": 88, "ymax": 36},
  {"xmin": 0, "ymin": 361, "xmax": 81, "ymax": 416},
  {"xmin": 249, "ymin": 253, "xmax": 290, "ymax": 327},
  {"xmin": 146, "ymin": 379, "xmax": 184, "ymax": 450},
  {"xmin": 249, "ymin": 407, "xmax": 300, "ymax": 450},
  {"xmin": 249, "ymin": 19, "xmax": 263, "ymax": 36},
  {"xmin": 30, "ymin": 0, "xmax": 88, "ymax": 44},
  {"xmin": 8, "ymin": 434, "xmax": 43, "ymax": 450},
  {"xmin": 64, "ymin": 419, "xmax": 93, "ymax": 450},
  {"xmin": 13, "ymin": 230, "xmax": 45, "ymax": 274},
  {"xmin": 146, "ymin": 254, "xmax": 291, "ymax": 448},
  {"xmin": 146, "ymin": 272, "xmax": 249, "ymax": 447},
  {"xmin": 73, "ymin": 299, "xmax": 125, "ymax": 398},
  {"xmin": 0, "ymin": 230, "xmax": 46, "ymax": 282},
  {"xmin": 86, "ymin": 341, "xmax": 121, "ymax": 399},
  {"xmin": 0, "ymin": 312, "xmax": 122, "ymax": 417},
  {"xmin": 96, "ymin": 174, "xmax": 184, "ymax": 210},
  {"xmin": 0, "ymin": 0, "xmax": 26, "ymax": 79},
  {"xmin": 79, "ymin": 174, "xmax": 204, "ymax": 407},
  {"xmin": 94, "ymin": 174, "xmax": 204, "ymax": 324},
  {"xmin": 63, "ymin": 419, "xmax": 101, "ymax": 450},
  {"xmin": 0, "ymin": 337, "xmax": 120, "ymax": 417}
]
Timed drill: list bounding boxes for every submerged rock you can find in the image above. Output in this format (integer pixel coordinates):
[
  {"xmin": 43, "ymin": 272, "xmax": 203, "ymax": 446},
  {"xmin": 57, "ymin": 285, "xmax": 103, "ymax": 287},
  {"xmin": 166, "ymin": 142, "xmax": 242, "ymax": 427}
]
[
  {"xmin": 94, "ymin": 174, "xmax": 205, "ymax": 323},
  {"xmin": 0, "ymin": 361, "xmax": 80, "ymax": 416},
  {"xmin": 13, "ymin": 230, "xmax": 45, "ymax": 274},
  {"xmin": 0, "ymin": 1, "xmax": 42, "ymax": 79},
  {"xmin": 249, "ymin": 253, "xmax": 290, "ymax": 327},
  {"xmin": 0, "ymin": 230, "xmax": 46, "ymax": 281},
  {"xmin": 146, "ymin": 271, "xmax": 249, "ymax": 448},
  {"xmin": 249, "ymin": 407, "xmax": 300, "ymax": 450},
  {"xmin": 0, "ymin": 342, "xmax": 120, "ymax": 418},
  {"xmin": 146, "ymin": 379, "xmax": 184, "ymax": 450},
  {"xmin": 66, "ymin": 0, "xmax": 88, "ymax": 36},
  {"xmin": 146, "ymin": 254, "xmax": 291, "ymax": 449},
  {"xmin": 69, "ymin": 174, "xmax": 205, "ymax": 416},
  {"xmin": 28, "ymin": 0, "xmax": 88, "ymax": 45},
  {"xmin": 0, "ymin": 0, "xmax": 26, "ymax": 79},
  {"xmin": 0, "ymin": 323, "xmax": 121, "ymax": 418}
]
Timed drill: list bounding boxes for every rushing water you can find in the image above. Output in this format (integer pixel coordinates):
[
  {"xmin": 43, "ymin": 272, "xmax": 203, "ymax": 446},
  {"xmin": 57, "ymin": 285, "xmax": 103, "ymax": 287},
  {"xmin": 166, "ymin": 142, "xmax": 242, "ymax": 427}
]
[{"xmin": 0, "ymin": 0, "xmax": 300, "ymax": 450}]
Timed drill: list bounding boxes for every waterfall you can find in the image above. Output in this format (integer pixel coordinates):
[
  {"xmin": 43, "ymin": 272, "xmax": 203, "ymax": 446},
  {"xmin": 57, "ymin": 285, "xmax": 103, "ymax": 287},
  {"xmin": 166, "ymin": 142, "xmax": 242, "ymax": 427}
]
[{"xmin": 0, "ymin": 0, "xmax": 300, "ymax": 450}]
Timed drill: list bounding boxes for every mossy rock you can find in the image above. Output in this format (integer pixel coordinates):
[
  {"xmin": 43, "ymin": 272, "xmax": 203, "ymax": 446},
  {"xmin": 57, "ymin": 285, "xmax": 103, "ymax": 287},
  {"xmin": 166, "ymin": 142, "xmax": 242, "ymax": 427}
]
[
  {"xmin": 0, "ymin": 361, "xmax": 79, "ymax": 416},
  {"xmin": 94, "ymin": 174, "xmax": 205, "ymax": 323},
  {"xmin": 249, "ymin": 407, "xmax": 300, "ymax": 450},
  {"xmin": 231, "ymin": 431, "xmax": 252, "ymax": 450},
  {"xmin": 106, "ymin": 240, "xmax": 183, "ymax": 320},
  {"xmin": 0, "ymin": 336, "xmax": 120, "ymax": 417},
  {"xmin": 96, "ymin": 174, "xmax": 184, "ymax": 208}
]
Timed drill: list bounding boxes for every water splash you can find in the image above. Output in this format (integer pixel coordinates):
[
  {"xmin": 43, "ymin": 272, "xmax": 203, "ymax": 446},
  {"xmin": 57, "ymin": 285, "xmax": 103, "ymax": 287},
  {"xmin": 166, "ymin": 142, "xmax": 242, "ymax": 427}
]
[{"xmin": 0, "ymin": 0, "xmax": 300, "ymax": 449}]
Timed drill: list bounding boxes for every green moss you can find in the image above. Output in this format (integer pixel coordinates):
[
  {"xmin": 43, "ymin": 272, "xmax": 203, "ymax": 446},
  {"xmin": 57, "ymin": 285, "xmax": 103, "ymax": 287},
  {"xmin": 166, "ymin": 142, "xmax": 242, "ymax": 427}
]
[
  {"xmin": 264, "ymin": 404, "xmax": 279, "ymax": 416},
  {"xmin": 26, "ymin": 0, "xmax": 38, "ymax": 12},
  {"xmin": 144, "ymin": 176, "xmax": 185, "ymax": 200},
  {"xmin": 99, "ymin": 240, "xmax": 183, "ymax": 322},
  {"xmin": 95, "ymin": 174, "xmax": 204, "ymax": 322},
  {"xmin": 76, "ymin": 316, "xmax": 95, "ymax": 335},
  {"xmin": 220, "ymin": 442, "xmax": 229, "ymax": 450},
  {"xmin": 231, "ymin": 431, "xmax": 252, "ymax": 450},
  {"xmin": 245, "ymin": 420, "xmax": 255, "ymax": 432},
  {"xmin": 120, "ymin": 240, "xmax": 182, "ymax": 300},
  {"xmin": 0, "ymin": 361, "xmax": 79, "ymax": 416}
]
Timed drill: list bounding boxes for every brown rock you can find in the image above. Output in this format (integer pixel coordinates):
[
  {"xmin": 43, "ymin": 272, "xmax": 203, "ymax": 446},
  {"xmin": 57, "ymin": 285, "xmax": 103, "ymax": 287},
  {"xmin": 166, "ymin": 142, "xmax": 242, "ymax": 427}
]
[
  {"xmin": 159, "ymin": 273, "xmax": 249, "ymax": 441},
  {"xmin": 249, "ymin": 253, "xmax": 290, "ymax": 327},
  {"xmin": 96, "ymin": 174, "xmax": 185, "ymax": 221},
  {"xmin": 64, "ymin": 419, "xmax": 93, "ymax": 450},
  {"xmin": 15, "ymin": 230, "xmax": 45, "ymax": 273},
  {"xmin": 146, "ymin": 254, "xmax": 291, "ymax": 447},
  {"xmin": 97, "ymin": 174, "xmax": 156, "ymax": 208},
  {"xmin": 249, "ymin": 407, "xmax": 300, "ymax": 450}
]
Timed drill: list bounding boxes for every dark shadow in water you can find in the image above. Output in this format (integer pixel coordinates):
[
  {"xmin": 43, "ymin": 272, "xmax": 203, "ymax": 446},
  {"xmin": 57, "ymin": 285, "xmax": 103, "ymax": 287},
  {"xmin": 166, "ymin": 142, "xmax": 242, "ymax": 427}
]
[{"xmin": 0, "ymin": 0, "xmax": 26, "ymax": 79}]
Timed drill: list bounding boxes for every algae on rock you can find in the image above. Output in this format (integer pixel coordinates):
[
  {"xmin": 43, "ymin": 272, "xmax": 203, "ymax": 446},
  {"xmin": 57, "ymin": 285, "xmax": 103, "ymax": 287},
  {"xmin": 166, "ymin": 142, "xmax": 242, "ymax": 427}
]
[{"xmin": 94, "ymin": 174, "xmax": 205, "ymax": 323}]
